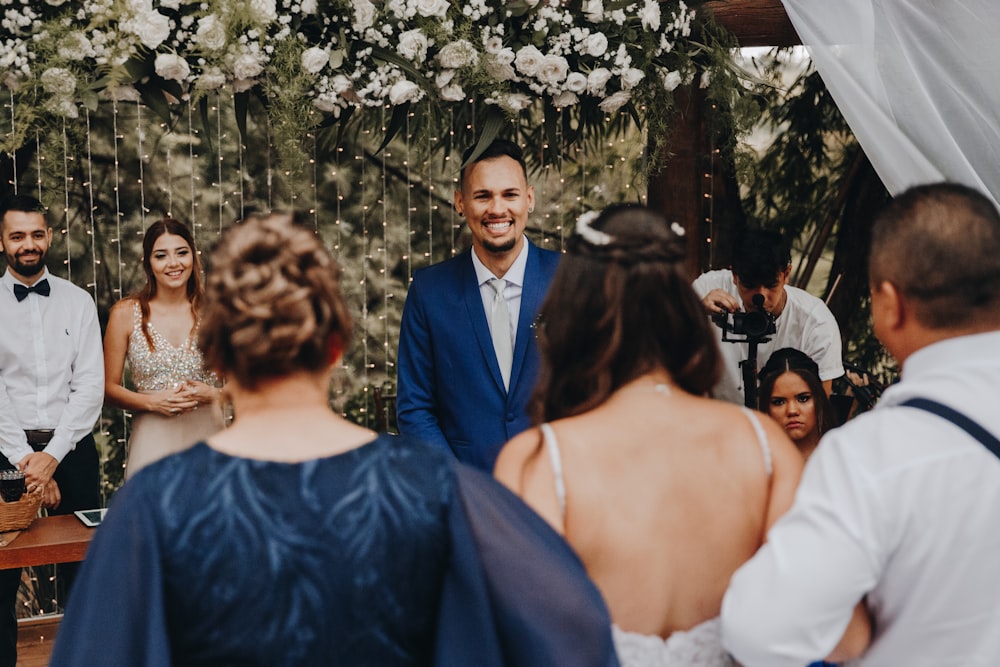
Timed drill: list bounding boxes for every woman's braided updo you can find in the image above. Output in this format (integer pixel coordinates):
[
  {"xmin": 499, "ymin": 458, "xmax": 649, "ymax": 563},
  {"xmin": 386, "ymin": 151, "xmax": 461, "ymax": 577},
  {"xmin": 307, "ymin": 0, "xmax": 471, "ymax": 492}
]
[{"xmin": 198, "ymin": 213, "xmax": 353, "ymax": 389}]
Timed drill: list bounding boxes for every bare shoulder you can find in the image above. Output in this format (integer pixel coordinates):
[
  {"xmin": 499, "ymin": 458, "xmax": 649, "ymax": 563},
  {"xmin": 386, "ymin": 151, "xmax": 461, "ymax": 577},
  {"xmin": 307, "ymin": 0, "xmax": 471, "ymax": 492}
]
[
  {"xmin": 106, "ymin": 298, "xmax": 137, "ymax": 330},
  {"xmin": 493, "ymin": 427, "xmax": 544, "ymax": 494}
]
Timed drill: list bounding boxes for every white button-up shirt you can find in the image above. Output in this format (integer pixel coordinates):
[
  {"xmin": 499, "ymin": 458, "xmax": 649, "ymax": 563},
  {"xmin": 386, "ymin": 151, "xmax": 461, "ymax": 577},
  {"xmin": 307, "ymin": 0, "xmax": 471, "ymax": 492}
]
[{"xmin": 0, "ymin": 269, "xmax": 104, "ymax": 464}]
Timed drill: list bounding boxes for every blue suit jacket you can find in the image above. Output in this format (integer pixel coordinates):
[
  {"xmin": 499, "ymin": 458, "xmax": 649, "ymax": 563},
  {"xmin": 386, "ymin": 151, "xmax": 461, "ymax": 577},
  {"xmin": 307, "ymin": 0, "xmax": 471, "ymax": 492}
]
[{"xmin": 396, "ymin": 242, "xmax": 560, "ymax": 471}]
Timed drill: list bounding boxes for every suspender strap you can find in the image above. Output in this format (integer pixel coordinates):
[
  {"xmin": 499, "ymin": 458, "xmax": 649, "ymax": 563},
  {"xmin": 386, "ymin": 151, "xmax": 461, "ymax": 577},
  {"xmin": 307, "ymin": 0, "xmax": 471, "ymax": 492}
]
[{"xmin": 899, "ymin": 398, "xmax": 1000, "ymax": 460}]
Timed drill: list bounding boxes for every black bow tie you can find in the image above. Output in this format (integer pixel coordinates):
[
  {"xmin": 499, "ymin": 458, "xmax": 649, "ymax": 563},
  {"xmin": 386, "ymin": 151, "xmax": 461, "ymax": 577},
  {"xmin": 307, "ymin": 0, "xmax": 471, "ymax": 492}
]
[{"xmin": 13, "ymin": 279, "xmax": 51, "ymax": 302}]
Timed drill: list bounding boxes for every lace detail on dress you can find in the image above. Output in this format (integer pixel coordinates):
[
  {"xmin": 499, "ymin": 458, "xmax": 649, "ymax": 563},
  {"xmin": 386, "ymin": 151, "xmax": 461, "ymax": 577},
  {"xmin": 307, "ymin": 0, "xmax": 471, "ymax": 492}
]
[
  {"xmin": 740, "ymin": 408, "xmax": 772, "ymax": 476},
  {"xmin": 126, "ymin": 301, "xmax": 218, "ymax": 392},
  {"xmin": 612, "ymin": 618, "xmax": 734, "ymax": 667},
  {"xmin": 539, "ymin": 423, "xmax": 567, "ymax": 521}
]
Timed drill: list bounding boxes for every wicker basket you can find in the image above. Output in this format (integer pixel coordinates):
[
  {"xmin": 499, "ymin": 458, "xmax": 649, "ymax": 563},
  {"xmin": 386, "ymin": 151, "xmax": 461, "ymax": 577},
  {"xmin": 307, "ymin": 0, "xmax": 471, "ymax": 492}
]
[{"xmin": 0, "ymin": 491, "xmax": 43, "ymax": 532}]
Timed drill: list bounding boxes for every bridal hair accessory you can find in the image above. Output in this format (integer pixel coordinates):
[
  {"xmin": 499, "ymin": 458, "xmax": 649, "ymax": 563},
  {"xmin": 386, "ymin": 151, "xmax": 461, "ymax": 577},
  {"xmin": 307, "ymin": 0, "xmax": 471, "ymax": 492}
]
[
  {"xmin": 670, "ymin": 222, "xmax": 685, "ymax": 237},
  {"xmin": 575, "ymin": 211, "xmax": 613, "ymax": 246}
]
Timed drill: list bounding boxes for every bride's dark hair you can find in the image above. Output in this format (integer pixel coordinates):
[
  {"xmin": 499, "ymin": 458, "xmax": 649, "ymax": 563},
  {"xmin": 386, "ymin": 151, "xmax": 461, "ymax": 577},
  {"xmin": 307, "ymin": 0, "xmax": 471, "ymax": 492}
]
[{"xmin": 531, "ymin": 204, "xmax": 720, "ymax": 422}]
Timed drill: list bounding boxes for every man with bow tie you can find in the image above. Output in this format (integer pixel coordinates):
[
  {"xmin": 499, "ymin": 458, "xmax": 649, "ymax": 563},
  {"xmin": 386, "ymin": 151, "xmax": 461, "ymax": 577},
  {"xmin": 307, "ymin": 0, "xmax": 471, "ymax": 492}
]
[{"xmin": 0, "ymin": 194, "xmax": 102, "ymax": 667}]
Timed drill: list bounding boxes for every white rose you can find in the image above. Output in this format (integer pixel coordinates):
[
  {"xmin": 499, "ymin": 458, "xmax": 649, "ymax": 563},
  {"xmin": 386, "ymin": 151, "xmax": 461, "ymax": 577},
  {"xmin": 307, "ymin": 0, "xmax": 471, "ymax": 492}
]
[
  {"xmin": 389, "ymin": 79, "xmax": 422, "ymax": 104},
  {"xmin": 413, "ymin": 0, "xmax": 449, "ymax": 19},
  {"xmin": 436, "ymin": 40, "xmax": 478, "ymax": 69},
  {"xmin": 353, "ymin": 0, "xmax": 376, "ymax": 31},
  {"xmin": 661, "ymin": 70, "xmax": 682, "ymax": 91},
  {"xmin": 620, "ymin": 67, "xmax": 645, "ymax": 90},
  {"xmin": 514, "ymin": 45, "xmax": 544, "ymax": 77},
  {"xmin": 598, "ymin": 89, "xmax": 631, "ymax": 113},
  {"xmin": 396, "ymin": 29, "xmax": 428, "ymax": 63},
  {"xmin": 300, "ymin": 0, "xmax": 317, "ymax": 14},
  {"xmin": 331, "ymin": 74, "xmax": 352, "ymax": 94},
  {"xmin": 537, "ymin": 54, "xmax": 569, "ymax": 86},
  {"xmin": 195, "ymin": 15, "xmax": 227, "ymax": 50},
  {"xmin": 483, "ymin": 36, "xmax": 504, "ymax": 55},
  {"xmin": 301, "ymin": 46, "xmax": 329, "ymax": 74},
  {"xmin": 232, "ymin": 78, "xmax": 256, "ymax": 93},
  {"xmin": 583, "ymin": 32, "xmax": 608, "ymax": 57},
  {"xmin": 500, "ymin": 93, "xmax": 531, "ymax": 113},
  {"xmin": 564, "ymin": 71, "xmax": 587, "ymax": 93},
  {"xmin": 133, "ymin": 11, "xmax": 171, "ymax": 49},
  {"xmin": 435, "ymin": 69, "xmax": 455, "ymax": 88},
  {"xmin": 154, "ymin": 53, "xmax": 190, "ymax": 82},
  {"xmin": 195, "ymin": 68, "xmax": 227, "ymax": 90},
  {"xmin": 439, "ymin": 84, "xmax": 464, "ymax": 101},
  {"xmin": 232, "ymin": 53, "xmax": 264, "ymax": 80},
  {"xmin": 159, "ymin": 0, "xmax": 180, "ymax": 8},
  {"xmin": 40, "ymin": 68, "xmax": 76, "ymax": 96},
  {"xmin": 484, "ymin": 58, "xmax": 516, "ymax": 82},
  {"xmin": 57, "ymin": 32, "xmax": 94, "ymax": 61},
  {"xmin": 583, "ymin": 0, "xmax": 603, "ymax": 21},
  {"xmin": 552, "ymin": 91, "xmax": 578, "ymax": 107},
  {"xmin": 586, "ymin": 67, "xmax": 612, "ymax": 96},
  {"xmin": 248, "ymin": 0, "xmax": 277, "ymax": 23},
  {"xmin": 45, "ymin": 96, "xmax": 79, "ymax": 118},
  {"xmin": 640, "ymin": 0, "xmax": 661, "ymax": 31}
]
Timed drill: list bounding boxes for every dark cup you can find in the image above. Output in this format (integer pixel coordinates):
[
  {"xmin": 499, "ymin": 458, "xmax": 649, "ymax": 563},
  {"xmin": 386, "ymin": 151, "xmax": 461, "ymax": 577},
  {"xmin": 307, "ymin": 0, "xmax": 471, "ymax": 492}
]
[{"xmin": 0, "ymin": 471, "xmax": 25, "ymax": 503}]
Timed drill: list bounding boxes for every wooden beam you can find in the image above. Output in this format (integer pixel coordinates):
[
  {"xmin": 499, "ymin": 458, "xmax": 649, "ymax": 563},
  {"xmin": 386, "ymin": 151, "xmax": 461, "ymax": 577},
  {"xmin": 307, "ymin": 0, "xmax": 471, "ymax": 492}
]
[{"xmin": 704, "ymin": 0, "xmax": 801, "ymax": 47}]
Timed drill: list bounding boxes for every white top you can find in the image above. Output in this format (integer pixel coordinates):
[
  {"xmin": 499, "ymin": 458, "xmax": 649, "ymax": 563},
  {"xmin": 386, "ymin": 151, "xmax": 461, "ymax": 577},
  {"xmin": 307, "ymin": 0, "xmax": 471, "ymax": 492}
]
[
  {"xmin": 471, "ymin": 237, "xmax": 529, "ymax": 344},
  {"xmin": 0, "ymin": 269, "xmax": 104, "ymax": 464},
  {"xmin": 692, "ymin": 269, "xmax": 844, "ymax": 405},
  {"xmin": 722, "ymin": 330, "xmax": 1000, "ymax": 667}
]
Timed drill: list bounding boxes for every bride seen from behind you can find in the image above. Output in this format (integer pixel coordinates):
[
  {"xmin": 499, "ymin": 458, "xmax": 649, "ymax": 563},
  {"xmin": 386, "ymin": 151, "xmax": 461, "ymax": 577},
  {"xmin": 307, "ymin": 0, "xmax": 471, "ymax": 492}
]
[
  {"xmin": 103, "ymin": 218, "xmax": 223, "ymax": 478},
  {"xmin": 494, "ymin": 205, "xmax": 804, "ymax": 666}
]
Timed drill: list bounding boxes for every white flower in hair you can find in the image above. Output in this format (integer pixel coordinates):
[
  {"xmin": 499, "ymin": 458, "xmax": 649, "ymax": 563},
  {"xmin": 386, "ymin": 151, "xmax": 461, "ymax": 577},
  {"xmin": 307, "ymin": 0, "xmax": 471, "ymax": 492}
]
[
  {"xmin": 576, "ymin": 211, "xmax": 612, "ymax": 246},
  {"xmin": 670, "ymin": 222, "xmax": 685, "ymax": 237}
]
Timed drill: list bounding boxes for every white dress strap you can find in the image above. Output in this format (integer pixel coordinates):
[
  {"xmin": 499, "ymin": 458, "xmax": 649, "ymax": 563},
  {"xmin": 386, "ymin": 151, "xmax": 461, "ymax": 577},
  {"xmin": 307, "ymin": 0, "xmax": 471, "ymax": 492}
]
[
  {"xmin": 740, "ymin": 408, "xmax": 773, "ymax": 476},
  {"xmin": 539, "ymin": 423, "xmax": 567, "ymax": 522}
]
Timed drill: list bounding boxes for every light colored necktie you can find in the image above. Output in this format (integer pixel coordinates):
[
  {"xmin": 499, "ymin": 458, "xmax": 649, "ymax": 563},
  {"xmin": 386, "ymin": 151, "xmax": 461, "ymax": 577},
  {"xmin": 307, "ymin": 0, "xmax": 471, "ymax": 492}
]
[{"xmin": 488, "ymin": 278, "xmax": 513, "ymax": 390}]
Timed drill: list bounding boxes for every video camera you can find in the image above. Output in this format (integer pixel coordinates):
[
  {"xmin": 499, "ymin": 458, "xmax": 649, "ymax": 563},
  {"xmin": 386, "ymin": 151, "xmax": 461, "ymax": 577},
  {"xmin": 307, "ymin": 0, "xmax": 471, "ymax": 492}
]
[{"xmin": 712, "ymin": 294, "xmax": 776, "ymax": 345}]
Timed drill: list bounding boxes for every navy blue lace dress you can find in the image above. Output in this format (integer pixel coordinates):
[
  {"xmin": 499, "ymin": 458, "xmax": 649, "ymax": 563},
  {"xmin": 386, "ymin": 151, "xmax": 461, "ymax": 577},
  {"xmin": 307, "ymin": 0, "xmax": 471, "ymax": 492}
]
[{"xmin": 50, "ymin": 435, "xmax": 618, "ymax": 667}]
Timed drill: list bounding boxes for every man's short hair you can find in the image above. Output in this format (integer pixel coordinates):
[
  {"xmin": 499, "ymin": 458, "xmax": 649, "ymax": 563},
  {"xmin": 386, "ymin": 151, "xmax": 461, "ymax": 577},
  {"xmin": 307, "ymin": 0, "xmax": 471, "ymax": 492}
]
[
  {"xmin": 0, "ymin": 194, "xmax": 47, "ymax": 233},
  {"xmin": 870, "ymin": 182, "xmax": 1000, "ymax": 329},
  {"xmin": 459, "ymin": 139, "xmax": 528, "ymax": 188},
  {"xmin": 731, "ymin": 228, "xmax": 791, "ymax": 287}
]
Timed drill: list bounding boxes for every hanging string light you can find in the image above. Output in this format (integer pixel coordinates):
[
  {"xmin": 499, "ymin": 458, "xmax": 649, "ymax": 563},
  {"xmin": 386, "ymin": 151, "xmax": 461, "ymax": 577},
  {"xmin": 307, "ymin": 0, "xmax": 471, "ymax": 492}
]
[
  {"xmin": 60, "ymin": 118, "xmax": 73, "ymax": 280},
  {"xmin": 135, "ymin": 100, "xmax": 147, "ymax": 228}
]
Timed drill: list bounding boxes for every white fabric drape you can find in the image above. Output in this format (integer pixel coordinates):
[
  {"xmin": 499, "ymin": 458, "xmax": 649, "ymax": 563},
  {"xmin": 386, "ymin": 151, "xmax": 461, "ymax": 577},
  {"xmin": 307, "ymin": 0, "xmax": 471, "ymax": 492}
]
[{"xmin": 780, "ymin": 0, "xmax": 1000, "ymax": 206}]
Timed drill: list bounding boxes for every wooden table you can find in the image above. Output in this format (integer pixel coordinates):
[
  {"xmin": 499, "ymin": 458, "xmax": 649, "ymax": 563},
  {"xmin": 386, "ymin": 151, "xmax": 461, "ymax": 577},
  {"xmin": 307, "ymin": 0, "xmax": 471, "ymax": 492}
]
[{"xmin": 0, "ymin": 515, "xmax": 95, "ymax": 569}]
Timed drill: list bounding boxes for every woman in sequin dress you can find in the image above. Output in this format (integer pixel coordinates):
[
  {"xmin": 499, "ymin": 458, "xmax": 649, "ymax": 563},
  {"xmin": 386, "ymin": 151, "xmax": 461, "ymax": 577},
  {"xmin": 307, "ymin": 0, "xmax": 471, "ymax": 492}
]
[{"xmin": 104, "ymin": 218, "xmax": 222, "ymax": 478}]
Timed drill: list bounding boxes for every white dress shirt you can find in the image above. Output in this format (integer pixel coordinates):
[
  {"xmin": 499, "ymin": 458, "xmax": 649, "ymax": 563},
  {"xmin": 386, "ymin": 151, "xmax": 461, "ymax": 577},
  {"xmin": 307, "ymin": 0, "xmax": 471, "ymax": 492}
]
[
  {"xmin": 0, "ymin": 269, "xmax": 104, "ymax": 464},
  {"xmin": 722, "ymin": 330, "xmax": 1000, "ymax": 667},
  {"xmin": 471, "ymin": 237, "xmax": 529, "ymax": 346}
]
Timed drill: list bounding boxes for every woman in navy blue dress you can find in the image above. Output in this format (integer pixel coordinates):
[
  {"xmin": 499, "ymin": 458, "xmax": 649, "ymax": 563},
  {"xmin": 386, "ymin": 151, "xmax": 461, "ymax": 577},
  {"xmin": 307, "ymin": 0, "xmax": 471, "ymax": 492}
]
[{"xmin": 51, "ymin": 212, "xmax": 619, "ymax": 667}]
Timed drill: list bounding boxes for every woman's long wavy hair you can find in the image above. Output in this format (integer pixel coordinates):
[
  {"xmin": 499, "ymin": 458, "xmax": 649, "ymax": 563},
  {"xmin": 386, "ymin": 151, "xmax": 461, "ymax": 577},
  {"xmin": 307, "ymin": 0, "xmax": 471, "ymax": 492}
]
[
  {"xmin": 531, "ymin": 204, "xmax": 721, "ymax": 423},
  {"xmin": 134, "ymin": 218, "xmax": 203, "ymax": 351}
]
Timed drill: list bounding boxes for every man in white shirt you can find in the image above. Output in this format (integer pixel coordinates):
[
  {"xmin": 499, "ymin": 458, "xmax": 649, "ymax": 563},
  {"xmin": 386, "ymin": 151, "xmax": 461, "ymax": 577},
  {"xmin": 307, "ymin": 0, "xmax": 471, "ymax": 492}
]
[
  {"xmin": 693, "ymin": 229, "xmax": 843, "ymax": 407},
  {"xmin": 0, "ymin": 194, "xmax": 103, "ymax": 667},
  {"xmin": 722, "ymin": 183, "xmax": 1000, "ymax": 666}
]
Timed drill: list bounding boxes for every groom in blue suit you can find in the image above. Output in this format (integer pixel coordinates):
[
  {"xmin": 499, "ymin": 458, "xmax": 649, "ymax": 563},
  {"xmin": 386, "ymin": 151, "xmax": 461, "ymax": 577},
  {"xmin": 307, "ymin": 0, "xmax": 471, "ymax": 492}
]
[{"xmin": 396, "ymin": 140, "xmax": 560, "ymax": 471}]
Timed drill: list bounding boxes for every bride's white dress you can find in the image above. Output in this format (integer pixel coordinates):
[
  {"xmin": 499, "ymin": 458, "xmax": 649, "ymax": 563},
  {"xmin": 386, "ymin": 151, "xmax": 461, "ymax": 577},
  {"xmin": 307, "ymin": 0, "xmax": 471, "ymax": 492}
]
[
  {"xmin": 539, "ymin": 405, "xmax": 771, "ymax": 667},
  {"xmin": 125, "ymin": 302, "xmax": 223, "ymax": 478}
]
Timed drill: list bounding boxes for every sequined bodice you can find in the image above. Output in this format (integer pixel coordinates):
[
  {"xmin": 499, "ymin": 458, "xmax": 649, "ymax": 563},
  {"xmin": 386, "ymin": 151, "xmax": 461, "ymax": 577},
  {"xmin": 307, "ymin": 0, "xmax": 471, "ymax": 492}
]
[{"xmin": 126, "ymin": 302, "xmax": 217, "ymax": 392}]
